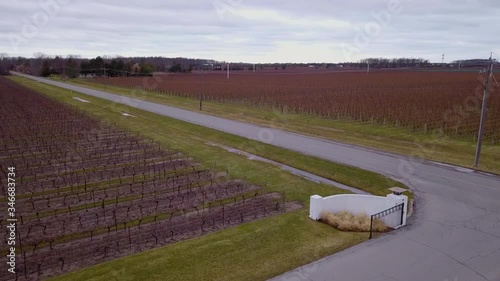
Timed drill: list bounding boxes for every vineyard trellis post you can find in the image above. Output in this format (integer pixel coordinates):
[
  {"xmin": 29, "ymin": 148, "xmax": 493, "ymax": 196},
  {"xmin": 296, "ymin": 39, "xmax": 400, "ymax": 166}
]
[
  {"xmin": 200, "ymin": 70, "xmax": 204, "ymax": 111},
  {"xmin": 474, "ymin": 53, "xmax": 494, "ymax": 167}
]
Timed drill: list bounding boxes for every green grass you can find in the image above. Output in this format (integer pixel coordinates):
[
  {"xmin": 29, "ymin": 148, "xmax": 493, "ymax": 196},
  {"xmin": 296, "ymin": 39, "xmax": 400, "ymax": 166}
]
[
  {"xmin": 51, "ymin": 210, "xmax": 366, "ymax": 281},
  {"xmin": 10, "ymin": 76, "xmax": 408, "ymax": 281},
  {"xmin": 55, "ymin": 77, "xmax": 500, "ymax": 174}
]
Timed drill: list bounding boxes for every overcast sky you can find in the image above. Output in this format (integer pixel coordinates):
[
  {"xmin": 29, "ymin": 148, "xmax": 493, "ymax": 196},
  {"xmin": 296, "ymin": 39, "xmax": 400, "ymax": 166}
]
[{"xmin": 1, "ymin": 0, "xmax": 499, "ymax": 63}]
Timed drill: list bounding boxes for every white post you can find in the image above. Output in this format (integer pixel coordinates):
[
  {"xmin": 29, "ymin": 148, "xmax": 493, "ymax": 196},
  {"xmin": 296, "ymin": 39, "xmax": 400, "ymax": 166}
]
[
  {"xmin": 386, "ymin": 193, "xmax": 408, "ymax": 227},
  {"xmin": 309, "ymin": 195, "xmax": 323, "ymax": 220},
  {"xmin": 227, "ymin": 63, "xmax": 230, "ymax": 79}
]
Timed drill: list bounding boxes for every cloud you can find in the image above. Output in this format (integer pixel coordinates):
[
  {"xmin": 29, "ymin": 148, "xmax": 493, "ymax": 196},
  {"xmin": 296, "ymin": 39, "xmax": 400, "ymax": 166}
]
[{"xmin": 0, "ymin": 0, "xmax": 499, "ymax": 62}]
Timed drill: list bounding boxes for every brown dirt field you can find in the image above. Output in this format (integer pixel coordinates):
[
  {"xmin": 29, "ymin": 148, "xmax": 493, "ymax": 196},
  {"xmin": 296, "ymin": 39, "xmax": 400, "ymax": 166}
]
[{"xmin": 92, "ymin": 71, "xmax": 500, "ymax": 141}]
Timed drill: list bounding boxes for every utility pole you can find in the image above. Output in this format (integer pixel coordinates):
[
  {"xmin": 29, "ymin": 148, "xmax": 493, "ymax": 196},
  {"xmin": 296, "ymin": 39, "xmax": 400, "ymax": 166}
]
[
  {"xmin": 474, "ymin": 53, "xmax": 494, "ymax": 167},
  {"xmin": 199, "ymin": 70, "xmax": 204, "ymax": 110},
  {"xmin": 103, "ymin": 67, "xmax": 107, "ymax": 90}
]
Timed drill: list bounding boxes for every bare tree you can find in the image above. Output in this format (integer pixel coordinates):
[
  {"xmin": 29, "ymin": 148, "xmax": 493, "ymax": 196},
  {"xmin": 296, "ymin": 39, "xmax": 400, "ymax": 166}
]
[{"xmin": 0, "ymin": 53, "xmax": 9, "ymax": 75}]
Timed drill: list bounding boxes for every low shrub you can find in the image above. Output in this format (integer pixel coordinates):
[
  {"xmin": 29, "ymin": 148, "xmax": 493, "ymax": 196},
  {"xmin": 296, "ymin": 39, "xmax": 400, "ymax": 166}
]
[{"xmin": 320, "ymin": 211, "xmax": 388, "ymax": 232}]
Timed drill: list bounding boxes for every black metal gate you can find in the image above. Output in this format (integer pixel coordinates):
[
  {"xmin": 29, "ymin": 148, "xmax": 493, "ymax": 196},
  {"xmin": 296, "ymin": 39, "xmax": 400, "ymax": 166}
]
[{"xmin": 369, "ymin": 203, "xmax": 404, "ymax": 239}]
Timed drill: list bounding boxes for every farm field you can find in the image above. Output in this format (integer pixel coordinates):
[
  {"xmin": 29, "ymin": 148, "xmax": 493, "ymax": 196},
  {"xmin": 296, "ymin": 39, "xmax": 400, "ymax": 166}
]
[
  {"xmin": 0, "ymin": 77, "xmax": 295, "ymax": 280},
  {"xmin": 92, "ymin": 71, "xmax": 500, "ymax": 141},
  {"xmin": 62, "ymin": 71, "xmax": 500, "ymax": 174},
  {"xmin": 2, "ymin": 76, "xmax": 411, "ymax": 281}
]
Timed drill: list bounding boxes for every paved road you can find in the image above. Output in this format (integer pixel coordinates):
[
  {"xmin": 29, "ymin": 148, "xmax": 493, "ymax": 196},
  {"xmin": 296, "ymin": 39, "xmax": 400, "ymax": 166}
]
[{"xmin": 15, "ymin": 73, "xmax": 500, "ymax": 281}]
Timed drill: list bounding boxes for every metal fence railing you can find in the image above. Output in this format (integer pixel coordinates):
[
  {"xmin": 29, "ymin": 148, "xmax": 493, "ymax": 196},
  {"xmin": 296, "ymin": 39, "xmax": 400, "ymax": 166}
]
[{"xmin": 369, "ymin": 203, "xmax": 404, "ymax": 239}]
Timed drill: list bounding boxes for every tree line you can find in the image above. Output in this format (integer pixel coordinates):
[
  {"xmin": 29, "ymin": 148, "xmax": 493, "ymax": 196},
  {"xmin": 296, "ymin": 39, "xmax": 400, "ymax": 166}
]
[
  {"xmin": 39, "ymin": 56, "xmax": 157, "ymax": 77},
  {"xmin": 358, "ymin": 57, "xmax": 430, "ymax": 68},
  {"xmin": 2, "ymin": 53, "xmax": 497, "ymax": 78},
  {"xmin": 1, "ymin": 54, "xmax": 209, "ymax": 77}
]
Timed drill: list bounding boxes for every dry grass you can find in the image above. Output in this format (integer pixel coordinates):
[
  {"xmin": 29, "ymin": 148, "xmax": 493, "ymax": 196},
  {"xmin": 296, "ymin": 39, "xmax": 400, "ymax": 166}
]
[{"xmin": 320, "ymin": 211, "xmax": 389, "ymax": 232}]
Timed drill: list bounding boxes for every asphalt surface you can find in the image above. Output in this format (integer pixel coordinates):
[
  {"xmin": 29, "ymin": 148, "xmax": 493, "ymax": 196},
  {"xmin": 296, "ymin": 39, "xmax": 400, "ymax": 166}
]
[{"xmin": 15, "ymin": 73, "xmax": 500, "ymax": 281}]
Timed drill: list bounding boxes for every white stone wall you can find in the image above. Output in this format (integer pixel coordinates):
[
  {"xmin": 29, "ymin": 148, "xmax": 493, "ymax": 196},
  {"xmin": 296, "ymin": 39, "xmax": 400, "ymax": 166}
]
[{"xmin": 309, "ymin": 193, "xmax": 408, "ymax": 228}]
